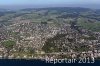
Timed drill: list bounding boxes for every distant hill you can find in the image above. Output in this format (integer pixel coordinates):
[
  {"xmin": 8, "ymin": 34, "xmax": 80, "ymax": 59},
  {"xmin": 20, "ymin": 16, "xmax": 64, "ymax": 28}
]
[
  {"xmin": 21, "ymin": 7, "xmax": 91, "ymax": 12},
  {"xmin": 0, "ymin": 7, "xmax": 100, "ymax": 32},
  {"xmin": 0, "ymin": 9, "xmax": 16, "ymax": 16}
]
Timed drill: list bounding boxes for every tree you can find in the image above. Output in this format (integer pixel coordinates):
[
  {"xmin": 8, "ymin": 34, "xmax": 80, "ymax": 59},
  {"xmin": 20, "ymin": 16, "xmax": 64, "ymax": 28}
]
[{"xmin": 2, "ymin": 40, "xmax": 16, "ymax": 59}]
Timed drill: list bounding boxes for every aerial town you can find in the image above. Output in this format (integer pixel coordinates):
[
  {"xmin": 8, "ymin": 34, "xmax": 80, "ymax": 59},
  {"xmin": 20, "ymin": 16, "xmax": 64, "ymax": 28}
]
[{"xmin": 0, "ymin": 7, "xmax": 100, "ymax": 60}]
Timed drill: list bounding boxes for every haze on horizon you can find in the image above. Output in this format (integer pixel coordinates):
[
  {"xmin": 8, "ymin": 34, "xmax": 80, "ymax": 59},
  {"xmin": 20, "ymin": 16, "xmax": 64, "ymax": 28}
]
[{"xmin": 0, "ymin": 0, "xmax": 100, "ymax": 9}]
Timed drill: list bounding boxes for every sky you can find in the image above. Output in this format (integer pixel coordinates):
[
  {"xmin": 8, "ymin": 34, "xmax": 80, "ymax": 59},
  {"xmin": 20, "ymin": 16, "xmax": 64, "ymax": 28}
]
[
  {"xmin": 0, "ymin": 0, "xmax": 100, "ymax": 9},
  {"xmin": 0, "ymin": 0, "xmax": 100, "ymax": 5}
]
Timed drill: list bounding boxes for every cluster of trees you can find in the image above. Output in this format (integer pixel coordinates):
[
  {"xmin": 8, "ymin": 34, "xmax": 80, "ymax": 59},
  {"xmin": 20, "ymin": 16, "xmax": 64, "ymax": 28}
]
[
  {"xmin": 42, "ymin": 34, "xmax": 67, "ymax": 53},
  {"xmin": 1, "ymin": 40, "xmax": 16, "ymax": 59}
]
